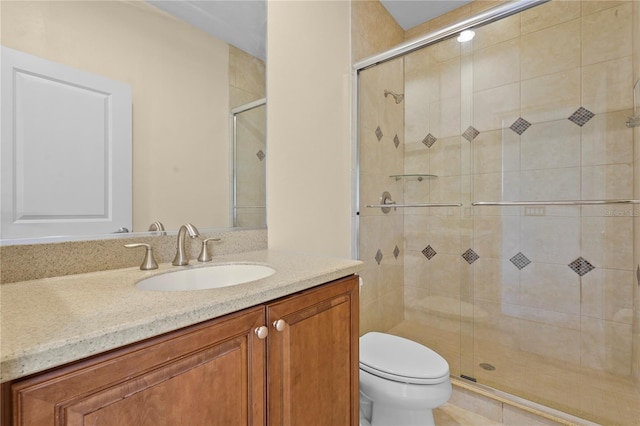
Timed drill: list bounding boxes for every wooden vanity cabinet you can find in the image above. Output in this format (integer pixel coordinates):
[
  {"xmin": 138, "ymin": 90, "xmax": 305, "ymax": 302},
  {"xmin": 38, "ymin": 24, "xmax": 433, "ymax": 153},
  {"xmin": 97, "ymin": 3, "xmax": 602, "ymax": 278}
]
[{"xmin": 5, "ymin": 274, "xmax": 359, "ymax": 426}]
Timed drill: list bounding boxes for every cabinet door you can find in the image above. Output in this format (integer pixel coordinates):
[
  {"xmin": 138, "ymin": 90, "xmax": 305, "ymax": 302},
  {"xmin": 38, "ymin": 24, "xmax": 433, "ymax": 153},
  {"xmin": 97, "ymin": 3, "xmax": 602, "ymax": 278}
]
[
  {"xmin": 11, "ymin": 307, "xmax": 266, "ymax": 426},
  {"xmin": 266, "ymin": 275, "xmax": 359, "ymax": 426}
]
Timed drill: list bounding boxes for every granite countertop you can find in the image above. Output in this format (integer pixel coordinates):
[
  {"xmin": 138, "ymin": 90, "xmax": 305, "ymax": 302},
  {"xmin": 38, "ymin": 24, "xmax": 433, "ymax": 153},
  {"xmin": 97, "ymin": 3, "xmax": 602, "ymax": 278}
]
[{"xmin": 1, "ymin": 250, "xmax": 362, "ymax": 383}]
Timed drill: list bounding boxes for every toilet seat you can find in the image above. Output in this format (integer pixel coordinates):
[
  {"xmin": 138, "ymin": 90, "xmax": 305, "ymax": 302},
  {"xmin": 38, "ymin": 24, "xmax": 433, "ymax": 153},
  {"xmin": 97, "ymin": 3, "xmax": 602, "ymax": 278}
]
[{"xmin": 360, "ymin": 332, "xmax": 449, "ymax": 385}]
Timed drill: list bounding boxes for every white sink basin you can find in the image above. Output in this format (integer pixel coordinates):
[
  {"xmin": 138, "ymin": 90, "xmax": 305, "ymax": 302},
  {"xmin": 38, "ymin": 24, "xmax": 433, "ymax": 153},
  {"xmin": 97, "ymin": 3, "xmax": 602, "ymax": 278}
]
[{"xmin": 135, "ymin": 263, "xmax": 276, "ymax": 291}]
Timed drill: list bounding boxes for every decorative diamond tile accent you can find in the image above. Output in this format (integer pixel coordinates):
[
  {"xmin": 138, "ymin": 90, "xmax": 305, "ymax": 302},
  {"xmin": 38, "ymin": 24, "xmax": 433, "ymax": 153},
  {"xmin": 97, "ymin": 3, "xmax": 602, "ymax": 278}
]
[
  {"xmin": 393, "ymin": 245, "xmax": 400, "ymax": 259},
  {"xmin": 462, "ymin": 126, "xmax": 480, "ymax": 142},
  {"xmin": 510, "ymin": 252, "xmax": 531, "ymax": 270},
  {"xmin": 375, "ymin": 126, "xmax": 383, "ymax": 141},
  {"xmin": 375, "ymin": 249, "xmax": 383, "ymax": 265},
  {"xmin": 568, "ymin": 107, "xmax": 595, "ymax": 127},
  {"xmin": 422, "ymin": 133, "xmax": 437, "ymax": 148},
  {"xmin": 393, "ymin": 134, "xmax": 400, "ymax": 148},
  {"xmin": 462, "ymin": 248, "xmax": 479, "ymax": 264},
  {"xmin": 256, "ymin": 150, "xmax": 266, "ymax": 161},
  {"xmin": 568, "ymin": 257, "xmax": 595, "ymax": 276},
  {"xmin": 510, "ymin": 117, "xmax": 531, "ymax": 135},
  {"xmin": 422, "ymin": 245, "xmax": 437, "ymax": 260}
]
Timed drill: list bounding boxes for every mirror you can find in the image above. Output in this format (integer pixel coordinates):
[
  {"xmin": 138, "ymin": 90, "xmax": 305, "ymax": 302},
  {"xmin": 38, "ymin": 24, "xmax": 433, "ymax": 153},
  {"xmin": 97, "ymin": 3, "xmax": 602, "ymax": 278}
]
[{"xmin": 0, "ymin": 0, "xmax": 266, "ymax": 243}]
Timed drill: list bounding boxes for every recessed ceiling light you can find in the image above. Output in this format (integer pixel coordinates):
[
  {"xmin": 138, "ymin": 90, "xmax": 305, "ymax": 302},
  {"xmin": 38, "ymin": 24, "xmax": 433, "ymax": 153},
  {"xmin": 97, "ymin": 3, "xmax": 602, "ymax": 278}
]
[{"xmin": 456, "ymin": 30, "xmax": 475, "ymax": 43}]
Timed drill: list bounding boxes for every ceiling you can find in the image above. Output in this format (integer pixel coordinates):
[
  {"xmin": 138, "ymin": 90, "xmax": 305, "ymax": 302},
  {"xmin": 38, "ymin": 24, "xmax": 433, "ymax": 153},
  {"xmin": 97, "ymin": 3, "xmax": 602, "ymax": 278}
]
[
  {"xmin": 146, "ymin": 0, "xmax": 473, "ymax": 61},
  {"xmin": 379, "ymin": 0, "xmax": 473, "ymax": 31}
]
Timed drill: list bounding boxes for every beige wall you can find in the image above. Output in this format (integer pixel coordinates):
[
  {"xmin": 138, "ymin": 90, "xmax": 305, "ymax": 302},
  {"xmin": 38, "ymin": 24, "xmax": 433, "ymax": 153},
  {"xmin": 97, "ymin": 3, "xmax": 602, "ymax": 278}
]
[
  {"xmin": 351, "ymin": 0, "xmax": 403, "ymax": 62},
  {"xmin": 1, "ymin": 1, "xmax": 230, "ymax": 232},
  {"xmin": 633, "ymin": 0, "xmax": 640, "ymax": 390},
  {"xmin": 266, "ymin": 0, "xmax": 352, "ymax": 258}
]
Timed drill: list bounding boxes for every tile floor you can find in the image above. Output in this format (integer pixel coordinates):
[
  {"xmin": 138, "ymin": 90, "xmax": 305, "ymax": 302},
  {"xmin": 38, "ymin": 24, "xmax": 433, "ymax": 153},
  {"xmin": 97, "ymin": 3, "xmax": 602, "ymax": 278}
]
[{"xmin": 390, "ymin": 319, "xmax": 640, "ymax": 426}]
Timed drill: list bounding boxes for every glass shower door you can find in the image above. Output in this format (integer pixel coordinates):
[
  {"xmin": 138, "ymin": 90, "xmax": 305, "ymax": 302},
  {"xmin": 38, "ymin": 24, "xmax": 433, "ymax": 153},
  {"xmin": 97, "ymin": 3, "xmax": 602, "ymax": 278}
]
[{"xmin": 232, "ymin": 100, "xmax": 266, "ymax": 228}]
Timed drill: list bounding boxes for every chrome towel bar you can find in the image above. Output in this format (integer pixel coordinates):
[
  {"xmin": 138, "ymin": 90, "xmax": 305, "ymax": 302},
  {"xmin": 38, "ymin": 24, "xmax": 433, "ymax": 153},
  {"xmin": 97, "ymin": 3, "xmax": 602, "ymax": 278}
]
[
  {"xmin": 366, "ymin": 203, "xmax": 463, "ymax": 208},
  {"xmin": 472, "ymin": 199, "xmax": 640, "ymax": 206}
]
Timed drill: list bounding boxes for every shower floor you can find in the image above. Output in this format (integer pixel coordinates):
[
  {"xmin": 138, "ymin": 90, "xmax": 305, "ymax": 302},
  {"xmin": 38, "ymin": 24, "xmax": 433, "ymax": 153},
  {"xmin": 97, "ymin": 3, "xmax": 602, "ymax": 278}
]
[{"xmin": 389, "ymin": 319, "xmax": 640, "ymax": 426}]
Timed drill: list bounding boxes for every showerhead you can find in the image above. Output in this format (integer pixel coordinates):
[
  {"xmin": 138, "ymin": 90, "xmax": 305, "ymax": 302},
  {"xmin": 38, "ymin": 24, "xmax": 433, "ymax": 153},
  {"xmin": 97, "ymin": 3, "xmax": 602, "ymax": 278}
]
[{"xmin": 384, "ymin": 89, "xmax": 404, "ymax": 104}]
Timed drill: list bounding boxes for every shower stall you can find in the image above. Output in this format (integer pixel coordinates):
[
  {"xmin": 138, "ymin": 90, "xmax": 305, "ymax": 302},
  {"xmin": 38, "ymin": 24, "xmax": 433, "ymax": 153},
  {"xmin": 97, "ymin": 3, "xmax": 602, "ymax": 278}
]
[
  {"xmin": 355, "ymin": 0, "xmax": 640, "ymax": 424},
  {"xmin": 231, "ymin": 98, "xmax": 266, "ymax": 228}
]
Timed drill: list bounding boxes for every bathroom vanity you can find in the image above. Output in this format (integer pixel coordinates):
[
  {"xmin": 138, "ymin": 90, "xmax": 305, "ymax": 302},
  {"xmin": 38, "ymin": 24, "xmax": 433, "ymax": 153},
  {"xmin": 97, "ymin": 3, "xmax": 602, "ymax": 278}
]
[{"xmin": 0, "ymin": 250, "xmax": 361, "ymax": 425}]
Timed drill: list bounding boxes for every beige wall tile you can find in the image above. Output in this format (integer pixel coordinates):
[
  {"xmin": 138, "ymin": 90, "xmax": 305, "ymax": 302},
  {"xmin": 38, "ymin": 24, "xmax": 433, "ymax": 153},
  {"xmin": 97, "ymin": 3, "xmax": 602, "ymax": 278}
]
[
  {"xmin": 582, "ymin": 56, "xmax": 634, "ymax": 114},
  {"xmin": 521, "ymin": 68, "xmax": 581, "ymax": 124},
  {"xmin": 520, "ymin": 216, "xmax": 581, "ymax": 263},
  {"xmin": 581, "ymin": 316, "xmax": 633, "ymax": 375},
  {"xmin": 581, "ymin": 110, "xmax": 634, "ymax": 166},
  {"xmin": 581, "ymin": 216, "xmax": 634, "ymax": 270},
  {"xmin": 520, "ymin": 167, "xmax": 581, "ymax": 201},
  {"xmin": 521, "ymin": 19, "xmax": 581, "ymax": 80},
  {"xmin": 430, "ymin": 175, "xmax": 463, "ymax": 203},
  {"xmin": 473, "ymin": 215, "xmax": 520, "ymax": 259},
  {"xmin": 582, "ymin": 1, "xmax": 628, "ymax": 16},
  {"xmin": 472, "ymin": 13, "xmax": 521, "ymax": 51},
  {"xmin": 520, "ymin": 263, "xmax": 581, "ymax": 315},
  {"xmin": 581, "ymin": 268, "xmax": 634, "ymax": 324},
  {"xmin": 514, "ymin": 303, "xmax": 582, "ymax": 330},
  {"xmin": 582, "ymin": 2, "xmax": 633, "ymax": 66},
  {"xmin": 581, "ymin": 163, "xmax": 634, "ymax": 200},
  {"xmin": 426, "ymin": 215, "xmax": 465, "ymax": 256},
  {"xmin": 404, "ymin": 76, "xmax": 431, "ymax": 143},
  {"xmin": 474, "ymin": 258, "xmax": 520, "ymax": 304},
  {"xmin": 519, "ymin": 319, "xmax": 581, "ymax": 364},
  {"xmin": 429, "ymin": 136, "xmax": 462, "ymax": 177},
  {"xmin": 429, "ymin": 97, "xmax": 462, "ymax": 138},
  {"xmin": 351, "ymin": 0, "xmax": 403, "ymax": 62},
  {"xmin": 520, "ymin": 120, "xmax": 581, "ymax": 170},
  {"xmin": 472, "ymin": 129, "xmax": 520, "ymax": 174},
  {"xmin": 404, "ymin": 141, "xmax": 431, "ymax": 175},
  {"xmin": 404, "ymin": 250, "xmax": 431, "ymax": 290},
  {"xmin": 473, "ymin": 38, "xmax": 520, "ymax": 92},
  {"xmin": 473, "ymin": 83, "xmax": 521, "ymax": 132},
  {"xmin": 520, "ymin": 0, "xmax": 582, "ymax": 35},
  {"xmin": 425, "ymin": 254, "xmax": 464, "ymax": 298}
]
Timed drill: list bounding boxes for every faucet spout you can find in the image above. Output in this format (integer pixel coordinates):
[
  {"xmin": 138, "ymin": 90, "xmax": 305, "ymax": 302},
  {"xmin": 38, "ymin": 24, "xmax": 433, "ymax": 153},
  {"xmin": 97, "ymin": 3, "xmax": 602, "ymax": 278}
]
[{"xmin": 172, "ymin": 223, "xmax": 200, "ymax": 266}]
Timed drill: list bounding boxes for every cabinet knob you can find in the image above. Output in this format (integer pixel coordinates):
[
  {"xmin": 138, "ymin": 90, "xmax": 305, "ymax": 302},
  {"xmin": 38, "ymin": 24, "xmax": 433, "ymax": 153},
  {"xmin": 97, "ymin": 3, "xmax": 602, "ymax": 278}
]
[
  {"xmin": 273, "ymin": 319, "xmax": 286, "ymax": 332},
  {"xmin": 254, "ymin": 326, "xmax": 268, "ymax": 339}
]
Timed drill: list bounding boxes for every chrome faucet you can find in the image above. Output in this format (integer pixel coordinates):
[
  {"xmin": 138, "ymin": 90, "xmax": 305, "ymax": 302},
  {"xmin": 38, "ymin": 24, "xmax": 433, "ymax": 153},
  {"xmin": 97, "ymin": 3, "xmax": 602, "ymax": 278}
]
[{"xmin": 172, "ymin": 223, "xmax": 200, "ymax": 266}]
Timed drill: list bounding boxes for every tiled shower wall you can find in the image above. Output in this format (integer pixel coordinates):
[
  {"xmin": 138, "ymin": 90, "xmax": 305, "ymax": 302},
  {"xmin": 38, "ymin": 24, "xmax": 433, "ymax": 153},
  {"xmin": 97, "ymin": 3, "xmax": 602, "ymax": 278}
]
[
  {"xmin": 353, "ymin": 0, "xmax": 405, "ymax": 335},
  {"xmin": 403, "ymin": 0, "xmax": 637, "ymax": 379},
  {"xmin": 358, "ymin": 57, "xmax": 406, "ymax": 335}
]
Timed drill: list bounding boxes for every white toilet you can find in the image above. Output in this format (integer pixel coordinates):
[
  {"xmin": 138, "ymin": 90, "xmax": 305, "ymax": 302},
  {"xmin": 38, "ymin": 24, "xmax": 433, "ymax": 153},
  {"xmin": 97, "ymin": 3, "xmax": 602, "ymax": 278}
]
[{"xmin": 359, "ymin": 332, "xmax": 451, "ymax": 426}]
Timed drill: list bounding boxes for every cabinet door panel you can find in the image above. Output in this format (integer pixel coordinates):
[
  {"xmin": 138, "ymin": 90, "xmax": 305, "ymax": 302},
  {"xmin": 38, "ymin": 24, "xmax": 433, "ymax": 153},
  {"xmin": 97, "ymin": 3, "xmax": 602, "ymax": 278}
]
[
  {"xmin": 266, "ymin": 275, "xmax": 359, "ymax": 426},
  {"xmin": 12, "ymin": 307, "xmax": 266, "ymax": 426}
]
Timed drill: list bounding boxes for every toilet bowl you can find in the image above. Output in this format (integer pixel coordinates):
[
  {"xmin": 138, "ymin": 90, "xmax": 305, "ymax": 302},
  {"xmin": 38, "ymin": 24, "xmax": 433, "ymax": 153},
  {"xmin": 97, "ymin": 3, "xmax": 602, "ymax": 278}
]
[{"xmin": 359, "ymin": 332, "xmax": 451, "ymax": 426}]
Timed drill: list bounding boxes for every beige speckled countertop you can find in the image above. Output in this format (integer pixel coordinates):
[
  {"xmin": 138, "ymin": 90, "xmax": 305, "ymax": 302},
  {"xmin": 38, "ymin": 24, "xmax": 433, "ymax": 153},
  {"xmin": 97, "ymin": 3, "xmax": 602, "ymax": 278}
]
[{"xmin": 1, "ymin": 250, "xmax": 362, "ymax": 383}]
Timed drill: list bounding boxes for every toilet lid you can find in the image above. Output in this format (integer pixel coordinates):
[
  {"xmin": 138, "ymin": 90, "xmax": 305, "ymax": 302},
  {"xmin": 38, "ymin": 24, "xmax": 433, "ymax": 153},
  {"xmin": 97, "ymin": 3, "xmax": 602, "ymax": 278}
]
[{"xmin": 360, "ymin": 332, "xmax": 449, "ymax": 385}]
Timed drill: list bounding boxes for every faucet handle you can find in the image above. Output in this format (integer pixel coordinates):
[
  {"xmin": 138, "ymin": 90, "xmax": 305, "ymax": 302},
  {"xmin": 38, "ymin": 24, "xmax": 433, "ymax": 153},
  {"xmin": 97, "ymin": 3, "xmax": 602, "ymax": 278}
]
[
  {"xmin": 197, "ymin": 238, "xmax": 221, "ymax": 262},
  {"xmin": 125, "ymin": 243, "xmax": 159, "ymax": 270}
]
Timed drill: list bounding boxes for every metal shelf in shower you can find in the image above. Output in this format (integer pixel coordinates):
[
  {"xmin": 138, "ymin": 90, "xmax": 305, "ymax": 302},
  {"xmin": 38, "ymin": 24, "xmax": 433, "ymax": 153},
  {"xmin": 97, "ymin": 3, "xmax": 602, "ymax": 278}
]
[
  {"xmin": 471, "ymin": 199, "xmax": 640, "ymax": 206},
  {"xmin": 390, "ymin": 174, "xmax": 438, "ymax": 181}
]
